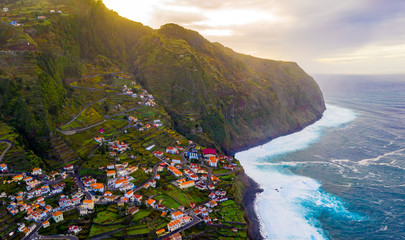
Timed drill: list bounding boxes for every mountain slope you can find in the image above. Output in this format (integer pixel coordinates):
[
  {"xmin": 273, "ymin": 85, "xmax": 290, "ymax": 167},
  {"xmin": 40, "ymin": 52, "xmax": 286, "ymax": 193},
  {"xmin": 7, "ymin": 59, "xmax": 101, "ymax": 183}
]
[
  {"xmin": 132, "ymin": 24, "xmax": 325, "ymax": 153},
  {"xmin": 0, "ymin": 0, "xmax": 325, "ymax": 155}
]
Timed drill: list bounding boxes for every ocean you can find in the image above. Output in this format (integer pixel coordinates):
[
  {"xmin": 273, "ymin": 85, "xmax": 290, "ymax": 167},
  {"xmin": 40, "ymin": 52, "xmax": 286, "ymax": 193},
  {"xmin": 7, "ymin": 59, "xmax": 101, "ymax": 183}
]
[{"xmin": 236, "ymin": 75, "xmax": 405, "ymax": 240}]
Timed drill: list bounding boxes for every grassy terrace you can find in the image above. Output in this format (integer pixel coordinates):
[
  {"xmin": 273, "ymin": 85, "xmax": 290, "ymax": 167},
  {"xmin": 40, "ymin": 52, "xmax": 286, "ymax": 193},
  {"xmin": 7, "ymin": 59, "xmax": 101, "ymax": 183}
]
[
  {"xmin": 60, "ymin": 106, "xmax": 104, "ymax": 131},
  {"xmin": 64, "ymin": 119, "xmax": 128, "ymax": 157},
  {"xmin": 0, "ymin": 122, "xmax": 44, "ymax": 172},
  {"xmin": 93, "ymin": 210, "xmax": 122, "ymax": 224},
  {"xmin": 217, "ymin": 200, "xmax": 246, "ymax": 223},
  {"xmin": 89, "ymin": 224, "xmax": 125, "ymax": 237}
]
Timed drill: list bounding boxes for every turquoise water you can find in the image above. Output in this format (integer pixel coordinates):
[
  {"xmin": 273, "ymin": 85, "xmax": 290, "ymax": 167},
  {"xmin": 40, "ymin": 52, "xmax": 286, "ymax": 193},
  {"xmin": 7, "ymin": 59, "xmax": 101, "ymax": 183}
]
[{"xmin": 236, "ymin": 75, "xmax": 405, "ymax": 240}]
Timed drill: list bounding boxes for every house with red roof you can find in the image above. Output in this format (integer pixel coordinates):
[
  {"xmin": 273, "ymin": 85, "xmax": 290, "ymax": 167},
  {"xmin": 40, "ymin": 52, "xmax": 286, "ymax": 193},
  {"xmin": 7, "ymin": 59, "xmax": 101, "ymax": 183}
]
[
  {"xmin": 166, "ymin": 147, "xmax": 179, "ymax": 155},
  {"xmin": 153, "ymin": 151, "xmax": 164, "ymax": 157},
  {"xmin": 63, "ymin": 164, "xmax": 73, "ymax": 171},
  {"xmin": 68, "ymin": 225, "xmax": 82, "ymax": 234},
  {"xmin": 202, "ymin": 148, "xmax": 217, "ymax": 158}
]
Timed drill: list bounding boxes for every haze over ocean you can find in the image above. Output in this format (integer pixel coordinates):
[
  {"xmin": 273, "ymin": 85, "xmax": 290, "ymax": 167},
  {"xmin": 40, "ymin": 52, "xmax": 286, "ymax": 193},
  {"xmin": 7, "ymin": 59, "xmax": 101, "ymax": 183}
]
[{"xmin": 236, "ymin": 75, "xmax": 405, "ymax": 239}]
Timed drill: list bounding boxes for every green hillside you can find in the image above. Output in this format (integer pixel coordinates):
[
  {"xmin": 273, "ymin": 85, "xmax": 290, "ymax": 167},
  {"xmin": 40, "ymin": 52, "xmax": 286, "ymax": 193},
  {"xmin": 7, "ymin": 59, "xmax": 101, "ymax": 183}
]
[{"xmin": 0, "ymin": 0, "xmax": 324, "ymax": 155}]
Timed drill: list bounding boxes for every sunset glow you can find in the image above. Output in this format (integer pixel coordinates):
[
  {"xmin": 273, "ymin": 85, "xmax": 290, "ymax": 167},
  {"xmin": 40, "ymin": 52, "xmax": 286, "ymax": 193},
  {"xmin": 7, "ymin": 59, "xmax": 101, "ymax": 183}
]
[{"xmin": 103, "ymin": 0, "xmax": 405, "ymax": 74}]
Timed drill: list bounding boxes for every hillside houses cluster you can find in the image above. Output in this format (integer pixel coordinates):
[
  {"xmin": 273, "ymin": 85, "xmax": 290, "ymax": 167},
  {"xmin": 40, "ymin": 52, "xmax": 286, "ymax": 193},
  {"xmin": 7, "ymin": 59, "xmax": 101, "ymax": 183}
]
[
  {"xmin": 135, "ymin": 119, "xmax": 163, "ymax": 132},
  {"xmin": 2, "ymin": 164, "xmax": 97, "ymax": 237},
  {"xmin": 3, "ymin": 132, "xmax": 236, "ymax": 238},
  {"xmin": 122, "ymin": 85, "xmax": 157, "ymax": 107}
]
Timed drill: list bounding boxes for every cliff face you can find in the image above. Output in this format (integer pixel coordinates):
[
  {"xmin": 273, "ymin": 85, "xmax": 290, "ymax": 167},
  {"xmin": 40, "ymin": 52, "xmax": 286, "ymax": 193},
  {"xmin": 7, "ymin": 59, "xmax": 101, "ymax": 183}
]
[{"xmin": 132, "ymin": 24, "xmax": 325, "ymax": 153}]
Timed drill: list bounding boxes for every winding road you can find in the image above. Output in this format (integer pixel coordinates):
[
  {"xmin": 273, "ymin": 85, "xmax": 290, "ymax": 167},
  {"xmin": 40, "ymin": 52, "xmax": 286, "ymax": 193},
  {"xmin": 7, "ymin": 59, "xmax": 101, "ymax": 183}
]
[{"xmin": 0, "ymin": 139, "xmax": 12, "ymax": 162}]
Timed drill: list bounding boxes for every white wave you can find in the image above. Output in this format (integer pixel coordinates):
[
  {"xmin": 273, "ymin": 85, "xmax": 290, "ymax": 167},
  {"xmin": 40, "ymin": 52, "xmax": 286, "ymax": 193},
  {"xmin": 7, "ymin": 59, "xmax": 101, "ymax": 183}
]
[
  {"xmin": 237, "ymin": 105, "xmax": 357, "ymax": 162},
  {"xmin": 368, "ymin": 162, "xmax": 405, "ymax": 171},
  {"xmin": 236, "ymin": 104, "xmax": 359, "ymax": 240},
  {"xmin": 357, "ymin": 148, "xmax": 405, "ymax": 166}
]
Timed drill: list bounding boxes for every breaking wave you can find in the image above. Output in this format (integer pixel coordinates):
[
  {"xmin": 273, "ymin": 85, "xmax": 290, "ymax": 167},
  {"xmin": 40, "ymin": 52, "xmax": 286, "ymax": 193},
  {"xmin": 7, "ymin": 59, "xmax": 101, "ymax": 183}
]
[{"xmin": 236, "ymin": 104, "xmax": 362, "ymax": 239}]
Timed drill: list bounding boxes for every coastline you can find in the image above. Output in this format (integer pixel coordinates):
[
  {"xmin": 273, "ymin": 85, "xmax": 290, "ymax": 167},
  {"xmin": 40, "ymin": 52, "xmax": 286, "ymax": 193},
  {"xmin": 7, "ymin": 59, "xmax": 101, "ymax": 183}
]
[
  {"xmin": 234, "ymin": 112, "xmax": 325, "ymax": 240},
  {"xmin": 229, "ymin": 112, "xmax": 325, "ymax": 156},
  {"xmin": 235, "ymin": 168, "xmax": 264, "ymax": 240}
]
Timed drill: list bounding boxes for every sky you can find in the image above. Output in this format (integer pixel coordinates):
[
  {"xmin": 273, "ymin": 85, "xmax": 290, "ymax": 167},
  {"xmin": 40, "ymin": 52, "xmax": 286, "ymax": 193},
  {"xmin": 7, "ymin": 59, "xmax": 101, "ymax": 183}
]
[{"xmin": 102, "ymin": 0, "xmax": 405, "ymax": 75}]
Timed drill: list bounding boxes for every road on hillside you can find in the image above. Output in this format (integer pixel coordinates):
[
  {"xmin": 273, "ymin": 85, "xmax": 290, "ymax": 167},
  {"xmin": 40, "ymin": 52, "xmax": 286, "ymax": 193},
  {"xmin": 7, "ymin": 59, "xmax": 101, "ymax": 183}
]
[
  {"xmin": 0, "ymin": 139, "xmax": 12, "ymax": 162},
  {"xmin": 63, "ymin": 96, "xmax": 108, "ymax": 126}
]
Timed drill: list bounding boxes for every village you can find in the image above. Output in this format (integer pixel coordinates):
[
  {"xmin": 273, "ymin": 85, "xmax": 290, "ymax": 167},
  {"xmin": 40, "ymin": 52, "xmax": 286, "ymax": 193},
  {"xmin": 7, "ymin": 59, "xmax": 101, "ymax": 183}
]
[{"xmin": 1, "ymin": 139, "xmax": 240, "ymax": 239}]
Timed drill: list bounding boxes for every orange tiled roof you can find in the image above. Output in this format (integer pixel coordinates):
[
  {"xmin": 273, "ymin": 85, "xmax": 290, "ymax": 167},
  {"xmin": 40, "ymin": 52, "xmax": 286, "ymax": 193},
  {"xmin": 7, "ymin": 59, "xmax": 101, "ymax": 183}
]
[
  {"xmin": 91, "ymin": 183, "xmax": 104, "ymax": 189},
  {"xmin": 53, "ymin": 211, "xmax": 62, "ymax": 216},
  {"xmin": 180, "ymin": 180, "xmax": 194, "ymax": 186},
  {"xmin": 172, "ymin": 211, "xmax": 183, "ymax": 217},
  {"xmin": 156, "ymin": 228, "xmax": 165, "ymax": 234},
  {"xmin": 168, "ymin": 219, "xmax": 180, "ymax": 227}
]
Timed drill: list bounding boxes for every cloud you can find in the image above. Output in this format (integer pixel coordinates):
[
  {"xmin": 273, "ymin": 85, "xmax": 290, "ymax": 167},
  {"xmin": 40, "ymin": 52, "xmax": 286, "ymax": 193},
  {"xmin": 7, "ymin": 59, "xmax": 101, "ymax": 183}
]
[{"xmin": 103, "ymin": 0, "xmax": 405, "ymax": 74}]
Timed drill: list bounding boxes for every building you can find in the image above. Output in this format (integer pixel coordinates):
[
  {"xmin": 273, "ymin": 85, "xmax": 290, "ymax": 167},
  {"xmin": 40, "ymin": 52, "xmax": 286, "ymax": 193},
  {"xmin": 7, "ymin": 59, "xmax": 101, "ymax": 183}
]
[
  {"xmin": 91, "ymin": 183, "xmax": 104, "ymax": 193},
  {"xmin": 63, "ymin": 164, "xmax": 73, "ymax": 171},
  {"xmin": 125, "ymin": 190, "xmax": 133, "ymax": 198},
  {"xmin": 114, "ymin": 178, "xmax": 128, "ymax": 188},
  {"xmin": 127, "ymin": 206, "xmax": 139, "ymax": 215},
  {"xmin": 205, "ymin": 200, "xmax": 217, "ymax": 208},
  {"xmin": 167, "ymin": 219, "xmax": 181, "ymax": 232},
  {"xmin": 106, "ymin": 170, "xmax": 116, "ymax": 178},
  {"xmin": 52, "ymin": 211, "xmax": 64, "ymax": 223},
  {"xmin": 208, "ymin": 157, "xmax": 218, "ymax": 167},
  {"xmin": 171, "ymin": 211, "xmax": 183, "ymax": 220},
  {"xmin": 189, "ymin": 174, "xmax": 199, "ymax": 181},
  {"xmin": 179, "ymin": 180, "xmax": 195, "ymax": 189},
  {"xmin": 13, "ymin": 174, "xmax": 23, "ymax": 181},
  {"xmin": 37, "ymin": 16, "xmax": 46, "ymax": 19},
  {"xmin": 0, "ymin": 163, "xmax": 8, "ymax": 172},
  {"xmin": 170, "ymin": 232, "xmax": 182, "ymax": 240},
  {"xmin": 172, "ymin": 158, "xmax": 182, "ymax": 164},
  {"xmin": 146, "ymin": 198, "xmax": 156, "ymax": 207},
  {"xmin": 43, "ymin": 220, "xmax": 50, "ymax": 228},
  {"xmin": 93, "ymin": 137, "xmax": 104, "ymax": 143},
  {"xmin": 3, "ymin": 7, "xmax": 9, "ymax": 12},
  {"xmin": 128, "ymin": 116, "xmax": 138, "ymax": 122},
  {"xmin": 134, "ymin": 194, "xmax": 142, "ymax": 203},
  {"xmin": 32, "ymin": 167, "xmax": 42, "ymax": 175},
  {"xmin": 68, "ymin": 225, "xmax": 82, "ymax": 234},
  {"xmin": 83, "ymin": 199, "xmax": 94, "ymax": 210},
  {"xmin": 186, "ymin": 152, "xmax": 199, "ymax": 160},
  {"xmin": 153, "ymin": 151, "xmax": 164, "ymax": 157},
  {"xmin": 72, "ymin": 197, "xmax": 80, "ymax": 205},
  {"xmin": 202, "ymin": 149, "xmax": 217, "ymax": 158},
  {"xmin": 168, "ymin": 166, "xmax": 182, "ymax": 177},
  {"xmin": 149, "ymin": 179, "xmax": 156, "ymax": 188},
  {"xmin": 166, "ymin": 147, "xmax": 179, "ymax": 155},
  {"xmin": 156, "ymin": 228, "xmax": 166, "ymax": 236},
  {"xmin": 59, "ymin": 198, "xmax": 71, "ymax": 208}
]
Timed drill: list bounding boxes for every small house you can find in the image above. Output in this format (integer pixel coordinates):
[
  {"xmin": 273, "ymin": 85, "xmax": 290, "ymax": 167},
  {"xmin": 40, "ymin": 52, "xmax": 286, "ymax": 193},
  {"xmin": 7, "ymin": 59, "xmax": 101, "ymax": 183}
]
[{"xmin": 52, "ymin": 211, "xmax": 64, "ymax": 223}]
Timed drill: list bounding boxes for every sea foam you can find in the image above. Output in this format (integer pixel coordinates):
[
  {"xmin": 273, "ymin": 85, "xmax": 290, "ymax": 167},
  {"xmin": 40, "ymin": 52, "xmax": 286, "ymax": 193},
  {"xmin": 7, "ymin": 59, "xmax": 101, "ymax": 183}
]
[{"xmin": 236, "ymin": 104, "xmax": 359, "ymax": 240}]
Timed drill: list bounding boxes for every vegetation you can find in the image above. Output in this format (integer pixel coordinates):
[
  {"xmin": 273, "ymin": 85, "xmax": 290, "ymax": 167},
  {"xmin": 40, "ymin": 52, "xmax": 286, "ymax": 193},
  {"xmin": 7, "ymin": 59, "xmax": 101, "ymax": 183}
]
[{"xmin": 0, "ymin": 0, "xmax": 325, "ymax": 239}]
